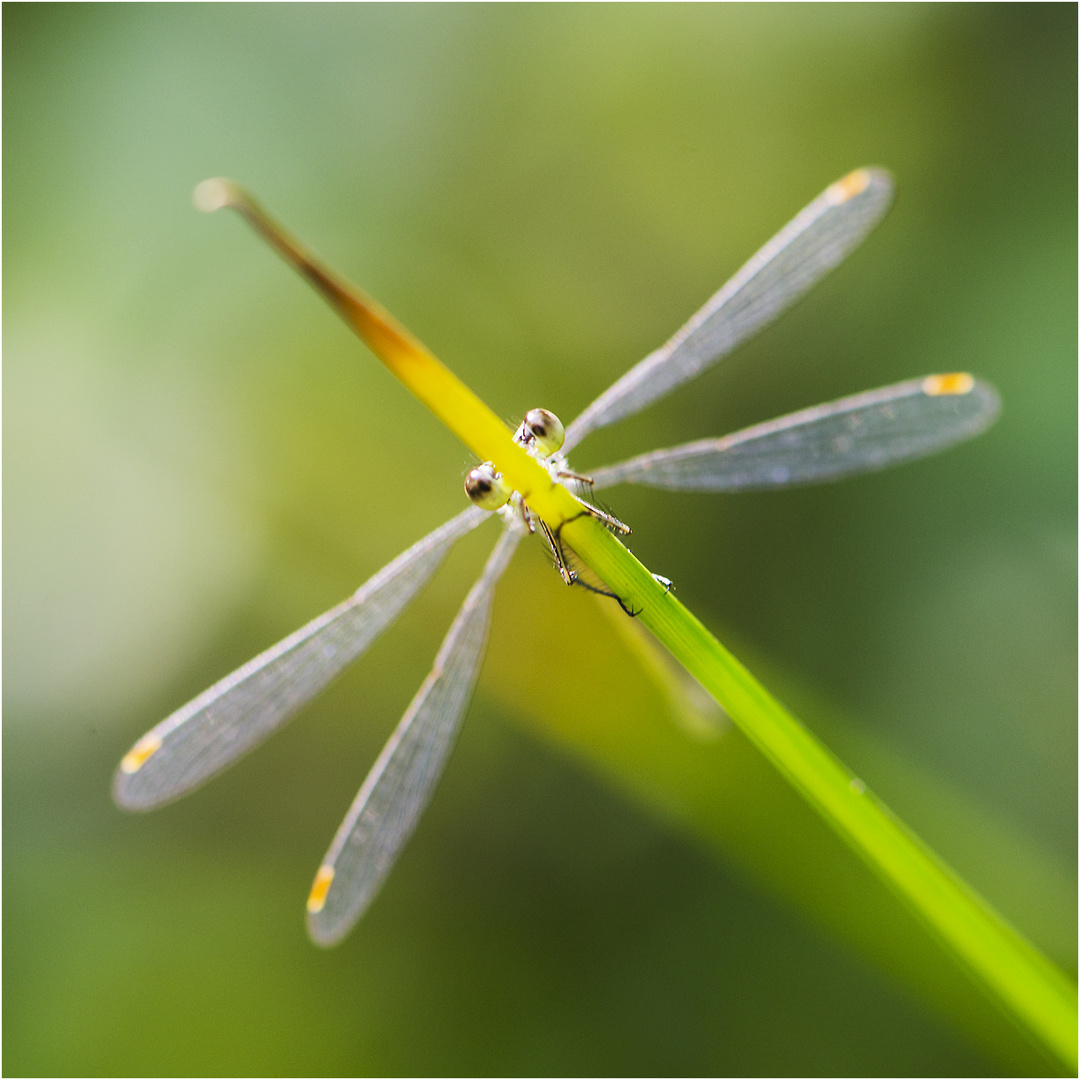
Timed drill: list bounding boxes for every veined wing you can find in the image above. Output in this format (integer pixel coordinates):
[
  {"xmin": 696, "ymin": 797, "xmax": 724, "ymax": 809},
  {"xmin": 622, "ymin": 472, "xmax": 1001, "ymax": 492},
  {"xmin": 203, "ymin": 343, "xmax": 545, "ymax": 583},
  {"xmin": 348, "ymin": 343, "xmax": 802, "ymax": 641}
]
[
  {"xmin": 589, "ymin": 374, "xmax": 1000, "ymax": 492},
  {"xmin": 113, "ymin": 505, "xmax": 488, "ymax": 811},
  {"xmin": 564, "ymin": 169, "xmax": 894, "ymax": 454},
  {"xmin": 307, "ymin": 522, "xmax": 522, "ymax": 946}
]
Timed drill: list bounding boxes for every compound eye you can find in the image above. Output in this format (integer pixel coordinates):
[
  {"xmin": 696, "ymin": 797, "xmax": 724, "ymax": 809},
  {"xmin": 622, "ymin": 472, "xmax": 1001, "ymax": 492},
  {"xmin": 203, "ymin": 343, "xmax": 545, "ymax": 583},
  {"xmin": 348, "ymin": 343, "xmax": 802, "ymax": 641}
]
[
  {"xmin": 464, "ymin": 463, "xmax": 511, "ymax": 511},
  {"xmin": 523, "ymin": 408, "xmax": 565, "ymax": 457}
]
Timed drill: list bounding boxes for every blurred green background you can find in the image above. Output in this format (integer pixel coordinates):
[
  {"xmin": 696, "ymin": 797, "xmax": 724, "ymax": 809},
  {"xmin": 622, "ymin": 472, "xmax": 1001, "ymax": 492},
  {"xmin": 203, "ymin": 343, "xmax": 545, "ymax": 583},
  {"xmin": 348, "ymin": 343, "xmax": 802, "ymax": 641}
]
[{"xmin": 4, "ymin": 4, "xmax": 1075, "ymax": 1075}]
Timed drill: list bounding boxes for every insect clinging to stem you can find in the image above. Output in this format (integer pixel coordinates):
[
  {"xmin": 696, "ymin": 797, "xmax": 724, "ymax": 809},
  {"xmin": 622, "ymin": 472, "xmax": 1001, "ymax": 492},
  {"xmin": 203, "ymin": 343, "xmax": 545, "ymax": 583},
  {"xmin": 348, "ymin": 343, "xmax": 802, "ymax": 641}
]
[{"xmin": 114, "ymin": 168, "xmax": 1000, "ymax": 945}]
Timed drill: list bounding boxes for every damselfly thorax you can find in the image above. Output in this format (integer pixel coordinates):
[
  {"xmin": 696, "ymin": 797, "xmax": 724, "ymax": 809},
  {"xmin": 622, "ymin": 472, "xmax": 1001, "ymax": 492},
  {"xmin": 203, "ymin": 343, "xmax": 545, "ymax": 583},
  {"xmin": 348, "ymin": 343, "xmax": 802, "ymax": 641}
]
[{"xmin": 465, "ymin": 407, "xmax": 631, "ymax": 598}]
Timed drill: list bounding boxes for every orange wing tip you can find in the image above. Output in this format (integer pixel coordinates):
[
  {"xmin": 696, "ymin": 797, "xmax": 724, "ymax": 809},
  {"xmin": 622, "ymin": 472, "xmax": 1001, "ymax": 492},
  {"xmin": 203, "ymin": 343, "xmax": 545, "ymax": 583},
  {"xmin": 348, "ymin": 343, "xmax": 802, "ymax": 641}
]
[
  {"xmin": 922, "ymin": 372, "xmax": 975, "ymax": 397},
  {"xmin": 826, "ymin": 168, "xmax": 872, "ymax": 206},
  {"xmin": 120, "ymin": 733, "xmax": 163, "ymax": 774},
  {"xmin": 307, "ymin": 865, "xmax": 335, "ymax": 913}
]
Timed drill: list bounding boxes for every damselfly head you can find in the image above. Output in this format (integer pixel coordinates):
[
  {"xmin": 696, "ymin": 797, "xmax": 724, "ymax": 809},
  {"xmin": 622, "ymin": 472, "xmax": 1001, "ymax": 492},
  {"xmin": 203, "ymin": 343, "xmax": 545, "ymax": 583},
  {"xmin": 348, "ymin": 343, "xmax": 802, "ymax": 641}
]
[
  {"xmin": 464, "ymin": 462, "xmax": 512, "ymax": 511},
  {"xmin": 514, "ymin": 408, "xmax": 565, "ymax": 458}
]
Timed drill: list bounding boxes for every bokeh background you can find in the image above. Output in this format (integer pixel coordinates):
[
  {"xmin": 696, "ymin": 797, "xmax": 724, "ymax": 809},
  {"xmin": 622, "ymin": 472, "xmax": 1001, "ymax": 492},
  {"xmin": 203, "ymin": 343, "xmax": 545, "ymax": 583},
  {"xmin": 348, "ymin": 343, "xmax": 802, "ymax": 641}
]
[{"xmin": 5, "ymin": 5, "xmax": 1075, "ymax": 1075}]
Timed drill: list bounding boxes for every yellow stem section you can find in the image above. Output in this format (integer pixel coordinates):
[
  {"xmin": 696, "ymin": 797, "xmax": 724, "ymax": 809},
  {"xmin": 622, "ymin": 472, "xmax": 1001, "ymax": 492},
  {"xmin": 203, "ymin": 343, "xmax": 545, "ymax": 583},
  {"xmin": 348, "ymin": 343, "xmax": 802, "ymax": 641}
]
[{"xmin": 197, "ymin": 178, "xmax": 582, "ymax": 531}]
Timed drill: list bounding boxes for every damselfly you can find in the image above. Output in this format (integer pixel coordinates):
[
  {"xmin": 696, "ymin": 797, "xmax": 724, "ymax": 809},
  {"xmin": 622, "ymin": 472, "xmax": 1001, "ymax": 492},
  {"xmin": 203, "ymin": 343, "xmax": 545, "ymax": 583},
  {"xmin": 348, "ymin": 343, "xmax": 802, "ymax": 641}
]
[{"xmin": 114, "ymin": 169, "xmax": 1000, "ymax": 946}]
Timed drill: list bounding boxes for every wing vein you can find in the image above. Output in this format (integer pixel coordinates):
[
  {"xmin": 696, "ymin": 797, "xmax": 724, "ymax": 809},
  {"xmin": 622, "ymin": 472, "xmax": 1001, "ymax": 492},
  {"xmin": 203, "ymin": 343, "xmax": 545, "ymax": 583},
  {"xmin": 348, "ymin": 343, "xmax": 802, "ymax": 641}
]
[
  {"xmin": 564, "ymin": 169, "xmax": 894, "ymax": 452},
  {"xmin": 590, "ymin": 377, "xmax": 1001, "ymax": 491},
  {"xmin": 307, "ymin": 521, "xmax": 522, "ymax": 945},
  {"xmin": 113, "ymin": 505, "xmax": 488, "ymax": 809}
]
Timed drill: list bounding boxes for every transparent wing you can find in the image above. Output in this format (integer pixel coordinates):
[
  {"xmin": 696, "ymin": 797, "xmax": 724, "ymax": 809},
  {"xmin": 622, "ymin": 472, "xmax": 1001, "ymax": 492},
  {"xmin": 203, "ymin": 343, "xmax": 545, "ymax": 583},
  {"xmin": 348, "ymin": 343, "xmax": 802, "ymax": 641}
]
[
  {"xmin": 113, "ymin": 505, "xmax": 488, "ymax": 810},
  {"xmin": 306, "ymin": 521, "xmax": 522, "ymax": 946},
  {"xmin": 589, "ymin": 375, "xmax": 1000, "ymax": 492},
  {"xmin": 563, "ymin": 168, "xmax": 894, "ymax": 453}
]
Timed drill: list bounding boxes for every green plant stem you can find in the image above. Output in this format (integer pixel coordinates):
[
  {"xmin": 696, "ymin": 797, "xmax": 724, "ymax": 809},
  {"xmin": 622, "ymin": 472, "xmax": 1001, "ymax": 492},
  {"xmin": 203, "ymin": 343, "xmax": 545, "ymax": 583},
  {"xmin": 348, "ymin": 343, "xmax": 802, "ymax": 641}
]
[{"xmin": 564, "ymin": 513, "xmax": 1078, "ymax": 1072}]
